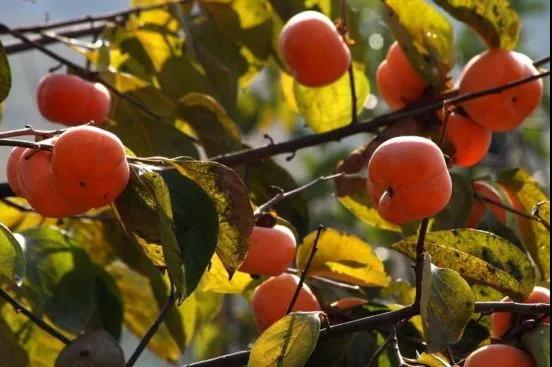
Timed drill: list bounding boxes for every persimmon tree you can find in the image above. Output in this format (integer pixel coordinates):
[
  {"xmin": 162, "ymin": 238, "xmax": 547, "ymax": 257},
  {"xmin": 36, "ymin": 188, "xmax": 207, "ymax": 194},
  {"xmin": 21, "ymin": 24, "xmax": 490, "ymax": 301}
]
[{"xmin": 0, "ymin": 1, "xmax": 550, "ymax": 367}]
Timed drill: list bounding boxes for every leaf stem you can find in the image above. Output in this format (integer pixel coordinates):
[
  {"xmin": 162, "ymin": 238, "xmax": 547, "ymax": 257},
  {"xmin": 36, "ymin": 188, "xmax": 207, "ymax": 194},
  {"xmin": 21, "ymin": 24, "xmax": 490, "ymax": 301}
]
[{"xmin": 0, "ymin": 288, "xmax": 71, "ymax": 345}]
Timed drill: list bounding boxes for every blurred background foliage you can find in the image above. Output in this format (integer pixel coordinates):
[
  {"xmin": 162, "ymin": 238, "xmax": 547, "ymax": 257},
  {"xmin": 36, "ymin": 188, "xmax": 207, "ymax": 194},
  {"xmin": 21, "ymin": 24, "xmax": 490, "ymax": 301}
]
[{"xmin": 0, "ymin": 0, "xmax": 549, "ymax": 366}]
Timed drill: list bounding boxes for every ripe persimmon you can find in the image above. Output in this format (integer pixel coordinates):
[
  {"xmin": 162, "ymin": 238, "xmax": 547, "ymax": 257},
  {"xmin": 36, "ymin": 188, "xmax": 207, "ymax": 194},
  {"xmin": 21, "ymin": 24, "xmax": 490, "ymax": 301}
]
[
  {"xmin": 491, "ymin": 286, "xmax": 550, "ymax": 340},
  {"xmin": 386, "ymin": 42, "xmax": 427, "ymax": 92},
  {"xmin": 464, "ymin": 344, "xmax": 535, "ymax": 367},
  {"xmin": 367, "ymin": 136, "xmax": 452, "ymax": 224},
  {"xmin": 50, "ymin": 126, "xmax": 129, "ymax": 208},
  {"xmin": 7, "ymin": 147, "xmax": 26, "ymax": 196},
  {"xmin": 376, "ymin": 42, "xmax": 427, "ymax": 109},
  {"xmin": 18, "ymin": 146, "xmax": 90, "ymax": 218},
  {"xmin": 250, "ymin": 273, "xmax": 321, "ymax": 331},
  {"xmin": 279, "ymin": 11, "xmax": 351, "ymax": 87},
  {"xmin": 441, "ymin": 112, "xmax": 492, "ymax": 167},
  {"xmin": 466, "ymin": 181, "xmax": 506, "ymax": 228},
  {"xmin": 36, "ymin": 73, "xmax": 111, "ymax": 126},
  {"xmin": 239, "ymin": 225, "xmax": 296, "ymax": 276},
  {"xmin": 459, "ymin": 49, "xmax": 543, "ymax": 132}
]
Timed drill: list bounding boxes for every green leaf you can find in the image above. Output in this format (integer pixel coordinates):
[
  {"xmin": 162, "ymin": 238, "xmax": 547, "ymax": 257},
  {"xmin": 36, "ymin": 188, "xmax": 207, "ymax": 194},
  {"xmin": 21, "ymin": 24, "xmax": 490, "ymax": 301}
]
[
  {"xmin": 383, "ymin": 0, "xmax": 454, "ymax": 89},
  {"xmin": 420, "ymin": 254, "xmax": 474, "ymax": 352},
  {"xmin": 294, "ymin": 64, "xmax": 369, "ymax": 133},
  {"xmin": 0, "ymin": 317, "xmax": 29, "ymax": 366},
  {"xmin": 521, "ymin": 324, "xmax": 550, "ymax": 367},
  {"xmin": 499, "ymin": 169, "xmax": 550, "ymax": 281},
  {"xmin": 432, "ymin": 173, "xmax": 474, "ymax": 230},
  {"xmin": 433, "ymin": 0, "xmax": 520, "ymax": 50},
  {"xmin": 171, "ymin": 160, "xmax": 254, "ymax": 277},
  {"xmin": 248, "ymin": 312, "xmax": 321, "ymax": 367},
  {"xmin": 297, "ymin": 228, "xmax": 390, "ymax": 287},
  {"xmin": 55, "ymin": 329, "xmax": 124, "ymax": 367},
  {"xmin": 178, "ymin": 93, "xmax": 243, "ymax": 157},
  {"xmin": 392, "ymin": 229, "xmax": 536, "ymax": 300},
  {"xmin": 0, "ymin": 41, "xmax": 10, "ymax": 103},
  {"xmin": 142, "ymin": 169, "xmax": 219, "ymax": 301},
  {"xmin": 101, "ymin": 71, "xmax": 199, "ymax": 158},
  {"xmin": 0, "ymin": 223, "xmax": 25, "ymax": 286},
  {"xmin": 22, "ymin": 227, "xmax": 123, "ymax": 336}
]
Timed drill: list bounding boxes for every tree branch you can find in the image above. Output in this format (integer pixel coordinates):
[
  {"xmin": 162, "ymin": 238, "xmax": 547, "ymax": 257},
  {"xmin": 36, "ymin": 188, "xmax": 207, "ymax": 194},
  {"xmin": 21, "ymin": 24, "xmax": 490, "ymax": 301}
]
[
  {"xmin": 213, "ymin": 67, "xmax": 550, "ymax": 166},
  {"xmin": 182, "ymin": 300, "xmax": 549, "ymax": 367},
  {"xmin": 125, "ymin": 287, "xmax": 176, "ymax": 367},
  {"xmin": 478, "ymin": 194, "xmax": 550, "ymax": 231},
  {"xmin": 0, "ymin": 288, "xmax": 71, "ymax": 345}
]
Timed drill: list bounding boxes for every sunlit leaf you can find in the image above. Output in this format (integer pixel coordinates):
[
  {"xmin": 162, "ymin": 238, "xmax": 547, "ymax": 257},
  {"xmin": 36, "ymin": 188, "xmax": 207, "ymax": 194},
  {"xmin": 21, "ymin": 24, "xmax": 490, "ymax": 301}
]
[
  {"xmin": 433, "ymin": 0, "xmax": 520, "ymax": 50},
  {"xmin": 248, "ymin": 312, "xmax": 321, "ymax": 367},
  {"xmin": 294, "ymin": 64, "xmax": 369, "ymax": 132},
  {"xmin": 338, "ymin": 193, "xmax": 400, "ymax": 232},
  {"xmin": 297, "ymin": 228, "xmax": 390, "ymax": 287},
  {"xmin": 393, "ymin": 229, "xmax": 536, "ymax": 300},
  {"xmin": 172, "ymin": 160, "xmax": 254, "ymax": 277},
  {"xmin": 0, "ymin": 41, "xmax": 11, "ymax": 103},
  {"xmin": 499, "ymin": 169, "xmax": 550, "ymax": 281},
  {"xmin": 415, "ymin": 352, "xmax": 451, "ymax": 367},
  {"xmin": 383, "ymin": 0, "xmax": 454, "ymax": 89},
  {"xmin": 420, "ymin": 254, "xmax": 474, "ymax": 352},
  {"xmin": 0, "ymin": 302, "xmax": 62, "ymax": 367},
  {"xmin": 521, "ymin": 324, "xmax": 550, "ymax": 367},
  {"xmin": 199, "ymin": 255, "xmax": 253, "ymax": 294},
  {"xmin": 0, "ymin": 223, "xmax": 25, "ymax": 286}
]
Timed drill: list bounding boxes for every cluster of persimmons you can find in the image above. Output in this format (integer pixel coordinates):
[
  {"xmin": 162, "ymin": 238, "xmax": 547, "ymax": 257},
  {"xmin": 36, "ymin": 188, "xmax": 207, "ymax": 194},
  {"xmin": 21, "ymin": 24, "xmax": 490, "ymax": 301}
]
[
  {"xmin": 238, "ymin": 9, "xmax": 548, "ymax": 367},
  {"xmin": 3, "ymin": 8, "xmax": 547, "ymax": 365},
  {"xmin": 7, "ymin": 74, "xmax": 127, "ymax": 217}
]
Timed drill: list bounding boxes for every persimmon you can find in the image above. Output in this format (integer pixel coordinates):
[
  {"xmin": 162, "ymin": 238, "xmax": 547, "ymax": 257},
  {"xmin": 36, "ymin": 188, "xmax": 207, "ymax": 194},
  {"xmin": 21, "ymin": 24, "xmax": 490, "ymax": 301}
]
[
  {"xmin": 330, "ymin": 297, "xmax": 368, "ymax": 310},
  {"xmin": 367, "ymin": 136, "xmax": 452, "ymax": 223},
  {"xmin": 466, "ymin": 181, "xmax": 506, "ymax": 228},
  {"xmin": 50, "ymin": 126, "xmax": 129, "ymax": 208},
  {"xmin": 239, "ymin": 225, "xmax": 296, "ymax": 276},
  {"xmin": 491, "ymin": 286, "xmax": 550, "ymax": 340},
  {"xmin": 459, "ymin": 49, "xmax": 543, "ymax": 132},
  {"xmin": 376, "ymin": 61, "xmax": 421, "ymax": 109},
  {"xmin": 36, "ymin": 73, "xmax": 111, "ymax": 126},
  {"xmin": 17, "ymin": 146, "xmax": 90, "ymax": 218},
  {"xmin": 250, "ymin": 273, "xmax": 321, "ymax": 331},
  {"xmin": 7, "ymin": 147, "xmax": 26, "ymax": 196},
  {"xmin": 376, "ymin": 42, "xmax": 427, "ymax": 109},
  {"xmin": 386, "ymin": 42, "xmax": 427, "ymax": 92},
  {"xmin": 440, "ymin": 112, "xmax": 492, "ymax": 167},
  {"xmin": 464, "ymin": 344, "xmax": 535, "ymax": 367},
  {"xmin": 279, "ymin": 11, "xmax": 351, "ymax": 87}
]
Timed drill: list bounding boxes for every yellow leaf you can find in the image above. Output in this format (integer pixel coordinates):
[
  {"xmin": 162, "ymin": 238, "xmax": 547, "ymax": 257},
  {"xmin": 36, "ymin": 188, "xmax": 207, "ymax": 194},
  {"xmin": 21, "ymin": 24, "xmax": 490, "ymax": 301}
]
[
  {"xmin": 200, "ymin": 255, "xmax": 253, "ymax": 294},
  {"xmin": 297, "ymin": 228, "xmax": 390, "ymax": 287}
]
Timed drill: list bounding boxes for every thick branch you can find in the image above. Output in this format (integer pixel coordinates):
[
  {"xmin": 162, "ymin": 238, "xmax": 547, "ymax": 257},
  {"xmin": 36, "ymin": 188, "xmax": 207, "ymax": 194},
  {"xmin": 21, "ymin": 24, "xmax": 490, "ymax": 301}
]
[
  {"xmin": 213, "ymin": 67, "xmax": 550, "ymax": 166},
  {"xmin": 182, "ymin": 302, "xmax": 550, "ymax": 367}
]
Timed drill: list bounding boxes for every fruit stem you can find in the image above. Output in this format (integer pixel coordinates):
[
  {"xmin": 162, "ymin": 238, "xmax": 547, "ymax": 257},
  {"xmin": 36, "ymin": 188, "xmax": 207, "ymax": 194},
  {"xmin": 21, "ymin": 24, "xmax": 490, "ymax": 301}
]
[{"xmin": 285, "ymin": 224, "xmax": 324, "ymax": 315}]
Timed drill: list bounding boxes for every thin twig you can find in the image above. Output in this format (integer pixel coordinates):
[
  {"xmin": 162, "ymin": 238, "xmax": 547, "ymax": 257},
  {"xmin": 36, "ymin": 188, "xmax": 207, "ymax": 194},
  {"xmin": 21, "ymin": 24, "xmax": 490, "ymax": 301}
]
[
  {"xmin": 0, "ymin": 125, "xmax": 67, "ymax": 139},
  {"xmin": 285, "ymin": 268, "xmax": 365, "ymax": 293},
  {"xmin": 389, "ymin": 329, "xmax": 408, "ymax": 366},
  {"xmin": 413, "ymin": 218, "xmax": 430, "ymax": 307},
  {"xmin": 338, "ymin": 0, "xmax": 358, "ymax": 124},
  {"xmin": 5, "ymin": 0, "xmax": 192, "ymax": 34},
  {"xmin": 479, "ymin": 194, "xmax": 550, "ymax": 231},
  {"xmin": 0, "ymin": 288, "xmax": 71, "ymax": 345},
  {"xmin": 254, "ymin": 173, "xmax": 344, "ymax": 219},
  {"xmin": 286, "ymin": 225, "xmax": 324, "ymax": 314},
  {"xmin": 367, "ymin": 319, "xmax": 406, "ymax": 367},
  {"xmin": 125, "ymin": 287, "xmax": 176, "ymax": 367}
]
